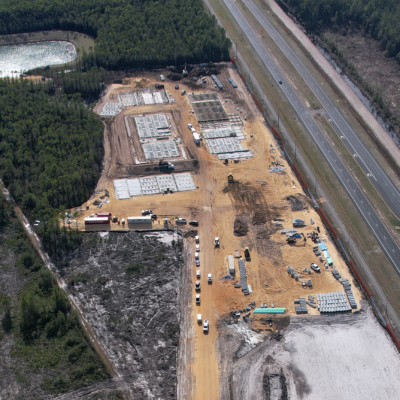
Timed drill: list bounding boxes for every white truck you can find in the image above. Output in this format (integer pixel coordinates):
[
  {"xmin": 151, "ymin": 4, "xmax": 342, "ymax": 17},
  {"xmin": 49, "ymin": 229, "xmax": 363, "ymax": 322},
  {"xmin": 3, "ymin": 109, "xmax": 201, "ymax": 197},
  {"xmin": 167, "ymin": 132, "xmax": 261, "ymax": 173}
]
[
  {"xmin": 214, "ymin": 237, "xmax": 220, "ymax": 248},
  {"xmin": 197, "ymin": 314, "xmax": 202, "ymax": 323},
  {"xmin": 193, "ymin": 132, "xmax": 201, "ymax": 145},
  {"xmin": 228, "ymin": 255, "xmax": 235, "ymax": 274},
  {"xmin": 196, "ymin": 244, "xmax": 200, "ymax": 252}
]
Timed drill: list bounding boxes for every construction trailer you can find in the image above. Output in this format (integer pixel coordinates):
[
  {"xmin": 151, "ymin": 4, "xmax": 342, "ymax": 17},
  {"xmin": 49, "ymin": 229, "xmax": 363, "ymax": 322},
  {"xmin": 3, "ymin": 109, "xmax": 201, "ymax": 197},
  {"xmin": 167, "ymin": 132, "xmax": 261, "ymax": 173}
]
[
  {"xmin": 84, "ymin": 217, "xmax": 110, "ymax": 225},
  {"xmin": 228, "ymin": 255, "xmax": 235, "ymax": 274},
  {"xmin": 97, "ymin": 212, "xmax": 111, "ymax": 219},
  {"xmin": 127, "ymin": 216, "xmax": 152, "ymax": 224}
]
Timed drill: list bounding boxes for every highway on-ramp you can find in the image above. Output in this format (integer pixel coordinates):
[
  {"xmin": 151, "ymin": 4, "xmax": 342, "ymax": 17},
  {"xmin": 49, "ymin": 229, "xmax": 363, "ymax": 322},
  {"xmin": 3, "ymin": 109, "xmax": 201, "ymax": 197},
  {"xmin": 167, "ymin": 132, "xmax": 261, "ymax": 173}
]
[{"xmin": 222, "ymin": 0, "xmax": 400, "ymax": 277}]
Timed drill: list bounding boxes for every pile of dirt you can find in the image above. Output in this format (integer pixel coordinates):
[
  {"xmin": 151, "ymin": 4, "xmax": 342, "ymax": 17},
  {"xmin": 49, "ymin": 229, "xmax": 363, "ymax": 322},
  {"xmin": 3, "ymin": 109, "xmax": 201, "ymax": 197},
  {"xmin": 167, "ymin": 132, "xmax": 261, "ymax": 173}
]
[
  {"xmin": 234, "ymin": 215, "xmax": 249, "ymax": 236},
  {"xmin": 285, "ymin": 194, "xmax": 307, "ymax": 211},
  {"xmin": 184, "ymin": 229, "xmax": 198, "ymax": 238}
]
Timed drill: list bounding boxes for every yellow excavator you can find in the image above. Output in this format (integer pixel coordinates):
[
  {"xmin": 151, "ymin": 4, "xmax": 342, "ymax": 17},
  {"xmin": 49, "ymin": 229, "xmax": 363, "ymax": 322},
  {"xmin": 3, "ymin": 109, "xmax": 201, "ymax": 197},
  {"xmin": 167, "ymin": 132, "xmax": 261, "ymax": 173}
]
[{"xmin": 228, "ymin": 173, "xmax": 234, "ymax": 183}]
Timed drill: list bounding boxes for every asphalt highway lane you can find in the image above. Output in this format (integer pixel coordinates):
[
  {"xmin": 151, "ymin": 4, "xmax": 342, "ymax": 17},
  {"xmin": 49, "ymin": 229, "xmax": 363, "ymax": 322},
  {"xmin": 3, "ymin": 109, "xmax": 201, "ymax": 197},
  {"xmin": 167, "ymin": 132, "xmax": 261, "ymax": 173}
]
[
  {"xmin": 223, "ymin": 0, "xmax": 400, "ymax": 275},
  {"xmin": 243, "ymin": 0, "xmax": 400, "ymax": 219}
]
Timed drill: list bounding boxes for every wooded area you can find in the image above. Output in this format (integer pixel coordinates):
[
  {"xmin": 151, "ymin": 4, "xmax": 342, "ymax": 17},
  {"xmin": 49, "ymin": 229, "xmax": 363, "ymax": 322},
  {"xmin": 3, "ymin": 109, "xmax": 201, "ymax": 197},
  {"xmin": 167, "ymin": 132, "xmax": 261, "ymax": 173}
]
[
  {"xmin": 0, "ymin": 192, "xmax": 109, "ymax": 395},
  {"xmin": 0, "ymin": 0, "xmax": 231, "ymax": 69},
  {"xmin": 285, "ymin": 0, "xmax": 400, "ymax": 61},
  {"xmin": 0, "ymin": 78, "xmax": 104, "ymax": 232}
]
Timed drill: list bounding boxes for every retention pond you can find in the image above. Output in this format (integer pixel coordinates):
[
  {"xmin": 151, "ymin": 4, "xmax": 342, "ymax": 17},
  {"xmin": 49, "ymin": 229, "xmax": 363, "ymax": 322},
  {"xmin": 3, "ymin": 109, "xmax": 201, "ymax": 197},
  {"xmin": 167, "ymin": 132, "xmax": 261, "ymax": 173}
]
[{"xmin": 0, "ymin": 40, "xmax": 76, "ymax": 77}]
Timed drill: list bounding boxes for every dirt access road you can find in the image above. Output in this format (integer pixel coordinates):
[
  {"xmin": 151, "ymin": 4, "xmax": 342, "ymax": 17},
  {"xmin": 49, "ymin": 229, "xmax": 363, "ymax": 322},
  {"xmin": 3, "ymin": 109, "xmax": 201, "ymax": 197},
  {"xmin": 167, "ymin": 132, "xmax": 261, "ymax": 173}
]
[{"xmin": 77, "ymin": 66, "xmax": 362, "ymax": 398}]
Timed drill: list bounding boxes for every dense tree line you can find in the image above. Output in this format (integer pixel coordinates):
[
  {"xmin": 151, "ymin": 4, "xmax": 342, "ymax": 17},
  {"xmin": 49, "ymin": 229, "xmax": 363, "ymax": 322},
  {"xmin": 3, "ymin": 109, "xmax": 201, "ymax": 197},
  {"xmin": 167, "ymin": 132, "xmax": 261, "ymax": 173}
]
[
  {"xmin": 0, "ymin": 193, "xmax": 109, "ymax": 394},
  {"xmin": 0, "ymin": 79, "xmax": 104, "ymax": 243},
  {"xmin": 0, "ymin": 0, "xmax": 231, "ymax": 69},
  {"xmin": 284, "ymin": 0, "xmax": 400, "ymax": 61}
]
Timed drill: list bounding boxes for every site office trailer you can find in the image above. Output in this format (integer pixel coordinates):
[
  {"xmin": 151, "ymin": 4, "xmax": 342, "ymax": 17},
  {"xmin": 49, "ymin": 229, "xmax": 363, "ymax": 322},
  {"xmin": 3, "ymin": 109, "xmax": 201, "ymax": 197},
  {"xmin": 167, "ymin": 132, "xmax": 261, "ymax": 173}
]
[
  {"xmin": 127, "ymin": 216, "xmax": 152, "ymax": 224},
  {"xmin": 84, "ymin": 217, "xmax": 110, "ymax": 225},
  {"xmin": 97, "ymin": 212, "xmax": 112, "ymax": 219}
]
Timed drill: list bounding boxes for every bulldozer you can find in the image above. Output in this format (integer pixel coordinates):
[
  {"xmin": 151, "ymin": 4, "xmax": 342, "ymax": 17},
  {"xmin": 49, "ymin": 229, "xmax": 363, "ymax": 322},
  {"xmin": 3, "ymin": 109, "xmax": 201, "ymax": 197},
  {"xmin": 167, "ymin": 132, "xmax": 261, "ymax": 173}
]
[{"xmin": 228, "ymin": 173, "xmax": 235, "ymax": 183}]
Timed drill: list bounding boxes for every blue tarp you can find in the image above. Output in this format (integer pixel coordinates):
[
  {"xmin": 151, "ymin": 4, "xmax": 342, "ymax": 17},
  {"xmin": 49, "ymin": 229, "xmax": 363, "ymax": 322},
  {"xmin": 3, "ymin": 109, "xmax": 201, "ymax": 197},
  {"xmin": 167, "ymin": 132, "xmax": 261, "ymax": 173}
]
[
  {"xmin": 319, "ymin": 243, "xmax": 327, "ymax": 251},
  {"xmin": 323, "ymin": 250, "xmax": 330, "ymax": 258},
  {"xmin": 327, "ymin": 257, "xmax": 333, "ymax": 265}
]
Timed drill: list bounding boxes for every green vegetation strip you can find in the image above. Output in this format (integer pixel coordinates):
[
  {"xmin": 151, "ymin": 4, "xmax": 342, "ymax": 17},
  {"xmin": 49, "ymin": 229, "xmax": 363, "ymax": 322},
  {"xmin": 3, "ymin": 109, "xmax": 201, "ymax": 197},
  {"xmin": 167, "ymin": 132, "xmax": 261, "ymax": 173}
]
[
  {"xmin": 0, "ymin": 0, "xmax": 231, "ymax": 69},
  {"xmin": 0, "ymin": 192, "xmax": 109, "ymax": 395}
]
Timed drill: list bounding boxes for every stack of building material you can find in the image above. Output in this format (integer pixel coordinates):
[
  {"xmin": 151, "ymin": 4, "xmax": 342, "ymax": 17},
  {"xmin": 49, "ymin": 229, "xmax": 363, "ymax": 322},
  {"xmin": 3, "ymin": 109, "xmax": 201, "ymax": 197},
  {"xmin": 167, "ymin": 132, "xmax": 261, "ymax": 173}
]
[
  {"xmin": 253, "ymin": 308, "xmax": 286, "ymax": 314},
  {"xmin": 332, "ymin": 269, "xmax": 341, "ymax": 280},
  {"xmin": 295, "ymin": 297, "xmax": 308, "ymax": 314},
  {"xmin": 293, "ymin": 218, "xmax": 307, "ymax": 227},
  {"xmin": 280, "ymin": 229, "xmax": 298, "ymax": 234},
  {"xmin": 344, "ymin": 288, "xmax": 357, "ymax": 309},
  {"xmin": 317, "ymin": 292, "xmax": 352, "ymax": 313},
  {"xmin": 238, "ymin": 259, "xmax": 249, "ymax": 295}
]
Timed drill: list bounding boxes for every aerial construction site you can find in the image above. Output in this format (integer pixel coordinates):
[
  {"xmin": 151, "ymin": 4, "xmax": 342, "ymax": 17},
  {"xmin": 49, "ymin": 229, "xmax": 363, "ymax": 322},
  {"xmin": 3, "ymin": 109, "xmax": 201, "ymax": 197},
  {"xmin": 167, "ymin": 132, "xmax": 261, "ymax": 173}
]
[{"xmin": 66, "ymin": 63, "xmax": 400, "ymax": 399}]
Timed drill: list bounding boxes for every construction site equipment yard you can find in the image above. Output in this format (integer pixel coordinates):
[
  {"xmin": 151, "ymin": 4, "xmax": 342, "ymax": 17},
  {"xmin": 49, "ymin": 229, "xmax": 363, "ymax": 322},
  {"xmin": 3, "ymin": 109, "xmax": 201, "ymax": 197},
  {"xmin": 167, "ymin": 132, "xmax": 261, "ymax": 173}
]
[{"xmin": 72, "ymin": 66, "xmax": 400, "ymax": 399}]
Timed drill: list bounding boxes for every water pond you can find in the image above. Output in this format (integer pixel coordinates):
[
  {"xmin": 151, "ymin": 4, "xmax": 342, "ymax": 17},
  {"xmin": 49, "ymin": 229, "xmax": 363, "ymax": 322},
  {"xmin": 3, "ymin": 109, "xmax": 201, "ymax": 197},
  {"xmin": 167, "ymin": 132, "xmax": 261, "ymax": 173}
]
[{"xmin": 0, "ymin": 40, "xmax": 76, "ymax": 77}]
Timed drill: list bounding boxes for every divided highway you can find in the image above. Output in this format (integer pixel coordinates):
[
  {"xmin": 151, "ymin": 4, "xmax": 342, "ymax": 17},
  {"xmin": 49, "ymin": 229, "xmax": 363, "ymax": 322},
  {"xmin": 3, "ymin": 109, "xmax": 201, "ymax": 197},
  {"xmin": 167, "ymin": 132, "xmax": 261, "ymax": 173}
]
[
  {"xmin": 243, "ymin": 0, "xmax": 400, "ymax": 219},
  {"xmin": 223, "ymin": 0, "xmax": 400, "ymax": 275}
]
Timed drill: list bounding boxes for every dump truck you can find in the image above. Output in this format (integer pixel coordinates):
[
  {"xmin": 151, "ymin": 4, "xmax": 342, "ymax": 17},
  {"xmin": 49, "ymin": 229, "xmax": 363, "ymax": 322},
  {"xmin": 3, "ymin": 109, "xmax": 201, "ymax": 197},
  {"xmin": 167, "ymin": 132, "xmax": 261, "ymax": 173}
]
[{"xmin": 159, "ymin": 160, "xmax": 174, "ymax": 171}]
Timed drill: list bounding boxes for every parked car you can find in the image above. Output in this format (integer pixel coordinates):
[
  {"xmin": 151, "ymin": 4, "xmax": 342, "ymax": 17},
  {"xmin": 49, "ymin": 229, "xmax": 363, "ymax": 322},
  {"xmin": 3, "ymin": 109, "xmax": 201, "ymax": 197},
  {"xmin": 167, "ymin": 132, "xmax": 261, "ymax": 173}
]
[
  {"xmin": 196, "ymin": 294, "xmax": 200, "ymax": 305},
  {"xmin": 188, "ymin": 124, "xmax": 193, "ymax": 129},
  {"xmin": 196, "ymin": 270, "xmax": 201, "ymax": 279},
  {"xmin": 142, "ymin": 210, "xmax": 153, "ymax": 215},
  {"xmin": 176, "ymin": 218, "xmax": 187, "ymax": 224},
  {"xmin": 160, "ymin": 75, "xmax": 165, "ymax": 81},
  {"xmin": 207, "ymin": 273, "xmax": 212, "ymax": 283},
  {"xmin": 203, "ymin": 320, "xmax": 209, "ymax": 333},
  {"xmin": 189, "ymin": 220, "xmax": 199, "ymax": 226},
  {"xmin": 197, "ymin": 314, "xmax": 202, "ymax": 323},
  {"xmin": 195, "ymin": 281, "xmax": 200, "ymax": 291},
  {"xmin": 310, "ymin": 263, "xmax": 321, "ymax": 272},
  {"xmin": 195, "ymin": 259, "xmax": 200, "ymax": 267},
  {"xmin": 151, "ymin": 214, "xmax": 157, "ymax": 220},
  {"xmin": 175, "ymin": 84, "xmax": 179, "ymax": 89}
]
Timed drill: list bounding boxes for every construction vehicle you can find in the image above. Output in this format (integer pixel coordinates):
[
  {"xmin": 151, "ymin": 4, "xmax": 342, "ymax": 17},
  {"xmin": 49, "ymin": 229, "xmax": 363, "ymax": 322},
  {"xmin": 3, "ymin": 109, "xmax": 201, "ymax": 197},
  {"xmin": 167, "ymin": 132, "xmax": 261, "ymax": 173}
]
[
  {"xmin": 244, "ymin": 247, "xmax": 251, "ymax": 261},
  {"xmin": 286, "ymin": 236, "xmax": 297, "ymax": 244},
  {"xmin": 224, "ymin": 159, "xmax": 229, "ymax": 165},
  {"xmin": 214, "ymin": 237, "xmax": 220, "ymax": 248},
  {"xmin": 228, "ymin": 173, "xmax": 234, "ymax": 183},
  {"xmin": 159, "ymin": 160, "xmax": 174, "ymax": 171}
]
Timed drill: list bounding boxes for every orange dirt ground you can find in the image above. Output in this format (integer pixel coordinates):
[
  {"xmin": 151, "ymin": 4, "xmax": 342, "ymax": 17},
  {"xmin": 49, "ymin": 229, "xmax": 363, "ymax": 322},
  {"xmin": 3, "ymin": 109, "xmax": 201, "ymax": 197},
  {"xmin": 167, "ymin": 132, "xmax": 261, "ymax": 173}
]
[{"xmin": 75, "ymin": 66, "xmax": 362, "ymax": 400}]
